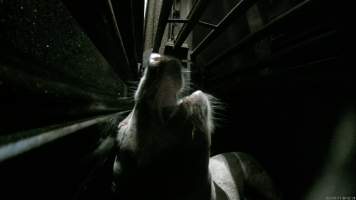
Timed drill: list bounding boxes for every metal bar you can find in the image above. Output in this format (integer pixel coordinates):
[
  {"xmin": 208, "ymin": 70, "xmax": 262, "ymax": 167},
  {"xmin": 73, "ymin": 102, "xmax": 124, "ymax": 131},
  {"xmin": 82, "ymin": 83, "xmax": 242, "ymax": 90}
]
[
  {"xmin": 168, "ymin": 19, "xmax": 217, "ymax": 29},
  {"xmin": 204, "ymin": 0, "xmax": 311, "ymax": 69},
  {"xmin": 128, "ymin": 0, "xmax": 139, "ymax": 69},
  {"xmin": 207, "ymin": 28, "xmax": 336, "ymax": 82},
  {"xmin": 191, "ymin": 0, "xmax": 259, "ymax": 56},
  {"xmin": 198, "ymin": 20, "xmax": 217, "ymax": 29},
  {"xmin": 209, "ymin": 56, "xmax": 339, "ymax": 91},
  {"xmin": 169, "ymin": 19, "xmax": 218, "ymax": 29},
  {"xmin": 174, "ymin": 0, "xmax": 211, "ymax": 48},
  {"xmin": 109, "ymin": 0, "xmax": 140, "ymax": 78},
  {"xmin": 168, "ymin": 18, "xmax": 189, "ymax": 23},
  {"xmin": 153, "ymin": 0, "xmax": 174, "ymax": 52},
  {"xmin": 106, "ymin": 0, "xmax": 130, "ymax": 66},
  {"xmin": 0, "ymin": 113, "xmax": 120, "ymax": 162},
  {"xmin": 132, "ymin": 0, "xmax": 145, "ymax": 63}
]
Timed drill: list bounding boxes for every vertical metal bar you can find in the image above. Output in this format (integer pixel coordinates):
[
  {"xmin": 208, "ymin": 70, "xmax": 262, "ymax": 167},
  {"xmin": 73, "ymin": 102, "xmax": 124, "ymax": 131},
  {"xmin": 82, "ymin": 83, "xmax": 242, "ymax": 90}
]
[
  {"xmin": 174, "ymin": 0, "xmax": 211, "ymax": 48},
  {"xmin": 153, "ymin": 0, "xmax": 174, "ymax": 53},
  {"xmin": 144, "ymin": 0, "xmax": 160, "ymax": 53},
  {"xmin": 128, "ymin": 0, "xmax": 139, "ymax": 67},
  {"xmin": 132, "ymin": 0, "xmax": 145, "ymax": 63},
  {"xmin": 111, "ymin": 0, "xmax": 141, "ymax": 78},
  {"xmin": 107, "ymin": 0, "xmax": 130, "ymax": 66},
  {"xmin": 191, "ymin": 0, "xmax": 259, "ymax": 56}
]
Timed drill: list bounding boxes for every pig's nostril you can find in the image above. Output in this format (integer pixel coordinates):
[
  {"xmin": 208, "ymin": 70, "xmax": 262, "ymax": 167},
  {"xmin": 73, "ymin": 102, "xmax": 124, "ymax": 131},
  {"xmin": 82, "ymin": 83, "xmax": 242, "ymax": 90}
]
[{"xmin": 149, "ymin": 53, "xmax": 161, "ymax": 67}]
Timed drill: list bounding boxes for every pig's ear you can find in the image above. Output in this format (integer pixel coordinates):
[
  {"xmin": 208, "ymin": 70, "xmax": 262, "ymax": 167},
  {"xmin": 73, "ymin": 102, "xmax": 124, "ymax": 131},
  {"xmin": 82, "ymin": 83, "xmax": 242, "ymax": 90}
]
[
  {"xmin": 185, "ymin": 90, "xmax": 214, "ymax": 135},
  {"xmin": 184, "ymin": 90, "xmax": 223, "ymax": 136}
]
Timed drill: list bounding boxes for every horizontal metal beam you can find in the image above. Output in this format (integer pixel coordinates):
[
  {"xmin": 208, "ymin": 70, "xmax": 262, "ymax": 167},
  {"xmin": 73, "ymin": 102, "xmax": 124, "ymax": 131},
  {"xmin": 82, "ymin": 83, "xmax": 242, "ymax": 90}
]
[
  {"xmin": 153, "ymin": 0, "xmax": 174, "ymax": 52},
  {"xmin": 168, "ymin": 19, "xmax": 217, "ymax": 29},
  {"xmin": 204, "ymin": 0, "xmax": 312, "ymax": 69},
  {"xmin": 191, "ymin": 0, "xmax": 259, "ymax": 57},
  {"xmin": 207, "ymin": 29, "xmax": 336, "ymax": 82},
  {"xmin": 198, "ymin": 20, "xmax": 218, "ymax": 29},
  {"xmin": 174, "ymin": 0, "xmax": 211, "ymax": 48},
  {"xmin": 0, "ymin": 111, "xmax": 129, "ymax": 162},
  {"xmin": 168, "ymin": 18, "xmax": 189, "ymax": 23}
]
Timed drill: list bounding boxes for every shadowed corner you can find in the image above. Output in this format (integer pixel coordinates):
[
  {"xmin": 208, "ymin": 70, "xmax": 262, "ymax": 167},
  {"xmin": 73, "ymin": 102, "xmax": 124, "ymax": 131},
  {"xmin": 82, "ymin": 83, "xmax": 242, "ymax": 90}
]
[{"xmin": 305, "ymin": 107, "xmax": 356, "ymax": 200}]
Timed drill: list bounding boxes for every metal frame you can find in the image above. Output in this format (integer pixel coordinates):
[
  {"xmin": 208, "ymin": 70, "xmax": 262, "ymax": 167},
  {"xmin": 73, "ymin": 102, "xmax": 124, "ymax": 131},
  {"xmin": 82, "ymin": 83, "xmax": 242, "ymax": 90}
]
[
  {"xmin": 62, "ymin": 0, "xmax": 143, "ymax": 81},
  {"xmin": 204, "ymin": 0, "xmax": 311, "ymax": 69},
  {"xmin": 154, "ymin": 0, "xmax": 260, "ymax": 57},
  {"xmin": 0, "ymin": 113, "xmax": 116, "ymax": 162},
  {"xmin": 155, "ymin": 0, "xmax": 319, "ymax": 76},
  {"xmin": 191, "ymin": 0, "xmax": 259, "ymax": 57},
  {"xmin": 168, "ymin": 19, "xmax": 217, "ymax": 29},
  {"xmin": 208, "ymin": 27, "xmax": 335, "ymax": 82},
  {"xmin": 153, "ymin": 0, "xmax": 174, "ymax": 52},
  {"xmin": 107, "ymin": 0, "xmax": 130, "ymax": 67},
  {"xmin": 173, "ymin": 0, "xmax": 211, "ymax": 48}
]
